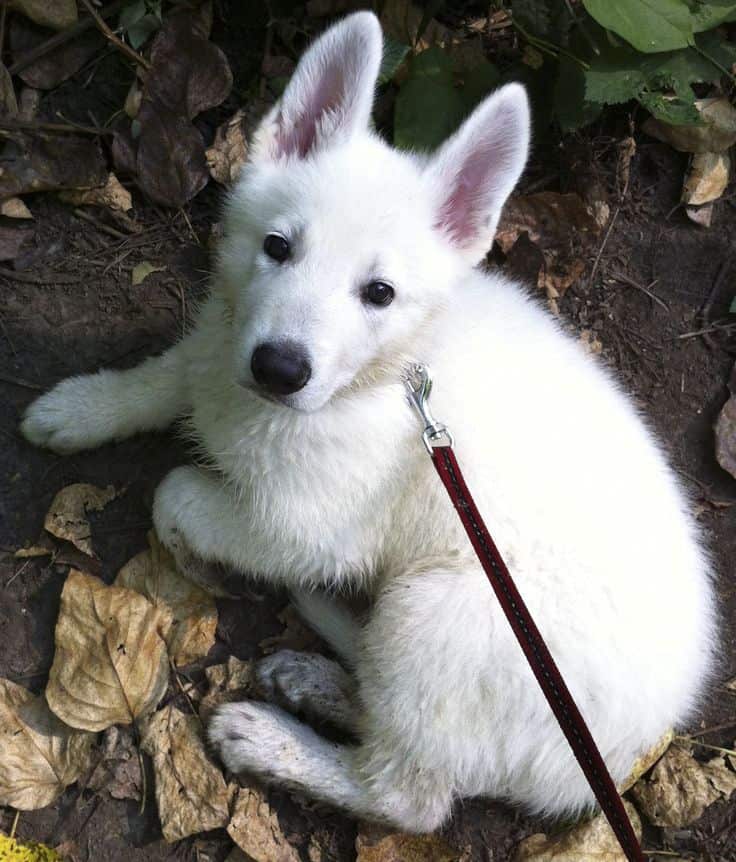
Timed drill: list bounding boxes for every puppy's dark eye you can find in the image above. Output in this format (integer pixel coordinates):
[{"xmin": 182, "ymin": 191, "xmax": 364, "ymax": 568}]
[
  {"xmin": 363, "ymin": 281, "xmax": 395, "ymax": 307},
  {"xmin": 263, "ymin": 233, "xmax": 290, "ymax": 262}
]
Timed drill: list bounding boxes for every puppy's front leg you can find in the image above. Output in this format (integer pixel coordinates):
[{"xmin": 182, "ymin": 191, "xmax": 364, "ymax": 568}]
[{"xmin": 153, "ymin": 465, "xmax": 252, "ymax": 596}]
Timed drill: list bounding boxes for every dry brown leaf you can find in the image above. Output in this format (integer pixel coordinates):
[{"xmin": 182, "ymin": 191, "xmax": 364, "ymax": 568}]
[
  {"xmin": 9, "ymin": 17, "xmax": 102, "ymax": 90},
  {"xmin": 0, "ymin": 63, "xmax": 18, "ymax": 118},
  {"xmin": 579, "ymin": 329, "xmax": 603, "ymax": 356},
  {"xmin": 715, "ymin": 363, "xmax": 736, "ymax": 480},
  {"xmin": 14, "ymin": 543, "xmax": 52, "ymax": 558},
  {"xmin": 496, "ymin": 192, "xmax": 601, "ymax": 253},
  {"xmin": 686, "ymin": 202, "xmax": 714, "ymax": 227},
  {"xmin": 683, "ymin": 152, "xmax": 730, "ymax": 206},
  {"xmin": 259, "ymin": 604, "xmax": 322, "ymax": 655},
  {"xmin": 59, "ymin": 173, "xmax": 132, "ymax": 213},
  {"xmin": 643, "ymin": 98, "xmax": 736, "ymax": 154},
  {"xmin": 619, "ymin": 729, "xmax": 675, "ymax": 793},
  {"xmin": 0, "ymin": 678, "xmax": 94, "ymax": 810},
  {"xmin": 87, "ymin": 726, "xmax": 142, "ymax": 802},
  {"xmin": 513, "ymin": 802, "xmax": 641, "ymax": 861},
  {"xmin": 46, "ymin": 569, "xmax": 169, "ymax": 732},
  {"xmin": 0, "ymin": 221, "xmax": 35, "ymax": 261},
  {"xmin": 11, "ymin": 0, "xmax": 77, "ymax": 30},
  {"xmin": 18, "ymin": 86, "xmax": 40, "ymax": 120},
  {"xmin": 355, "ymin": 825, "xmax": 459, "ymax": 862},
  {"xmin": 227, "ymin": 786, "xmax": 300, "ymax": 862},
  {"xmin": 115, "ymin": 532, "xmax": 217, "ymax": 667},
  {"xmin": 206, "ymin": 109, "xmax": 248, "ymax": 186},
  {"xmin": 1, "ymin": 197, "xmax": 33, "ymax": 219},
  {"xmin": 140, "ymin": 705, "xmax": 231, "ymax": 842},
  {"xmin": 199, "ymin": 656, "xmax": 254, "ymax": 723},
  {"xmin": 43, "ymin": 482, "xmax": 117, "ymax": 557},
  {"xmin": 630, "ymin": 744, "xmax": 736, "ymax": 827}
]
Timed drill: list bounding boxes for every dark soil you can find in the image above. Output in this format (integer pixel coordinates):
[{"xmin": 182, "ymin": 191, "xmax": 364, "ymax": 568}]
[{"xmin": 1, "ymin": 17, "xmax": 736, "ymax": 862}]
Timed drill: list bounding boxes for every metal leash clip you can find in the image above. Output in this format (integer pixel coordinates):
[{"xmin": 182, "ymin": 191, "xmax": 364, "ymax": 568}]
[{"xmin": 404, "ymin": 364, "xmax": 454, "ymax": 454}]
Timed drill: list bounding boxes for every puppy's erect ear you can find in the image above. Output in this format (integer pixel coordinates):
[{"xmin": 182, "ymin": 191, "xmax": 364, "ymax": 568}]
[
  {"xmin": 425, "ymin": 83, "xmax": 530, "ymax": 263},
  {"xmin": 251, "ymin": 12, "xmax": 382, "ymax": 163}
]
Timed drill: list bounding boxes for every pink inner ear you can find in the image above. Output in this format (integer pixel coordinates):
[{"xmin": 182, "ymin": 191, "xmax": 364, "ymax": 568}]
[
  {"xmin": 436, "ymin": 147, "xmax": 495, "ymax": 249},
  {"xmin": 274, "ymin": 61, "xmax": 347, "ymax": 159}
]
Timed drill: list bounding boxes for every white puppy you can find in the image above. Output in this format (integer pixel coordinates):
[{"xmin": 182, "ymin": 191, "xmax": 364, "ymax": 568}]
[{"xmin": 22, "ymin": 12, "xmax": 715, "ymax": 832}]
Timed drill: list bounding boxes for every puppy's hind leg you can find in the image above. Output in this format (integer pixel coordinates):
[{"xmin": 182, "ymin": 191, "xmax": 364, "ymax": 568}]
[
  {"xmin": 21, "ymin": 341, "xmax": 190, "ymax": 453},
  {"xmin": 291, "ymin": 589, "xmax": 362, "ymax": 667}
]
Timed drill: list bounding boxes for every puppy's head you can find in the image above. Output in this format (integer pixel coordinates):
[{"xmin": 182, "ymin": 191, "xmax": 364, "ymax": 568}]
[{"xmin": 218, "ymin": 12, "xmax": 530, "ymax": 412}]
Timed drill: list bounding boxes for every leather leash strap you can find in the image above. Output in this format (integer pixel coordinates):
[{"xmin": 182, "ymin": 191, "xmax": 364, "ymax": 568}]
[{"xmin": 405, "ymin": 365, "xmax": 644, "ymax": 862}]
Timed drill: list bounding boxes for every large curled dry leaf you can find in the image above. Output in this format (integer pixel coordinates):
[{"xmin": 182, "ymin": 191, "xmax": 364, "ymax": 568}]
[
  {"xmin": 199, "ymin": 656, "xmax": 253, "ymax": 723},
  {"xmin": 115, "ymin": 532, "xmax": 217, "ymax": 667},
  {"xmin": 206, "ymin": 109, "xmax": 248, "ymax": 186},
  {"xmin": 683, "ymin": 152, "xmax": 730, "ymax": 206},
  {"xmin": 0, "ymin": 63, "xmax": 18, "ymax": 117},
  {"xmin": 46, "ymin": 570, "xmax": 169, "ymax": 732},
  {"xmin": 619, "ymin": 729, "xmax": 674, "ymax": 793},
  {"xmin": 43, "ymin": 483, "xmax": 117, "ymax": 556},
  {"xmin": 10, "ymin": 0, "xmax": 77, "ymax": 30},
  {"xmin": 59, "ymin": 173, "xmax": 132, "ymax": 213},
  {"xmin": 355, "ymin": 826, "xmax": 459, "ymax": 862},
  {"xmin": 227, "ymin": 786, "xmax": 300, "ymax": 862},
  {"xmin": 630, "ymin": 744, "xmax": 736, "ymax": 827},
  {"xmin": 9, "ymin": 17, "xmax": 102, "ymax": 90},
  {"xmin": 0, "ymin": 678, "xmax": 94, "ymax": 810},
  {"xmin": 716, "ymin": 363, "xmax": 736, "ymax": 480},
  {"xmin": 643, "ymin": 97, "xmax": 736, "ymax": 154},
  {"xmin": 0, "ymin": 133, "xmax": 107, "ymax": 197},
  {"xmin": 513, "ymin": 801, "xmax": 641, "ymax": 861},
  {"xmin": 140, "ymin": 705, "xmax": 231, "ymax": 842}
]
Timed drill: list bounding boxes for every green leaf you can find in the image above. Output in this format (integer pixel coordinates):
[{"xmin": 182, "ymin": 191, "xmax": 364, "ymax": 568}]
[
  {"xmin": 582, "ymin": 0, "xmax": 694, "ymax": 53},
  {"xmin": 690, "ymin": 0, "xmax": 736, "ymax": 33},
  {"xmin": 458, "ymin": 57, "xmax": 501, "ymax": 111},
  {"xmin": 730, "ymin": 294, "xmax": 736, "ymax": 314},
  {"xmin": 555, "ymin": 57, "xmax": 602, "ymax": 132},
  {"xmin": 639, "ymin": 90, "xmax": 701, "ymax": 123},
  {"xmin": 379, "ymin": 38, "xmax": 410, "ymax": 84},
  {"xmin": 394, "ymin": 48, "xmax": 466, "ymax": 150}
]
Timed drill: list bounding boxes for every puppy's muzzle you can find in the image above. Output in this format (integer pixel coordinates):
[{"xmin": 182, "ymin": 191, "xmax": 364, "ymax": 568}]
[{"xmin": 251, "ymin": 341, "xmax": 312, "ymax": 396}]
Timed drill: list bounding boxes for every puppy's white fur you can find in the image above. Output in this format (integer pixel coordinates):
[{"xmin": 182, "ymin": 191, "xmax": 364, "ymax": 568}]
[{"xmin": 22, "ymin": 12, "xmax": 715, "ymax": 831}]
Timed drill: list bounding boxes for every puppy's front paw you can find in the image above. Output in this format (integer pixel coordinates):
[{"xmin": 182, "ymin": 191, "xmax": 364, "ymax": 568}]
[
  {"xmin": 208, "ymin": 700, "xmax": 304, "ymax": 779},
  {"xmin": 21, "ymin": 378, "xmax": 103, "ymax": 453}
]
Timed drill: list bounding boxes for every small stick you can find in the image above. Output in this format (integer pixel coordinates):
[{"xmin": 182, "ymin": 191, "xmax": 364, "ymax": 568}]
[
  {"xmin": 587, "ymin": 205, "xmax": 620, "ymax": 290},
  {"xmin": 678, "ymin": 321, "xmax": 736, "ymax": 339},
  {"xmin": 79, "ymin": 0, "xmax": 151, "ymax": 71},
  {"xmin": 8, "ymin": 0, "xmax": 126, "ymax": 76},
  {"xmin": 9, "ymin": 809, "xmax": 19, "ymax": 839},
  {"xmin": 73, "ymin": 208, "xmax": 128, "ymax": 240},
  {"xmin": 0, "ymin": 118, "xmax": 112, "ymax": 136},
  {"xmin": 676, "ymin": 736, "xmax": 736, "ymax": 758},
  {"xmin": 689, "ymin": 719, "xmax": 736, "ymax": 737},
  {"xmin": 610, "ymin": 271, "xmax": 669, "ymax": 311},
  {"xmin": 0, "ymin": 372, "xmax": 43, "ymax": 390},
  {"xmin": 0, "ymin": 267, "xmax": 82, "ymax": 285}
]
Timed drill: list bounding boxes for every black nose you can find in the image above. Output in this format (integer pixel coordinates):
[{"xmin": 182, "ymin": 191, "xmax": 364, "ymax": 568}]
[{"xmin": 251, "ymin": 341, "xmax": 312, "ymax": 395}]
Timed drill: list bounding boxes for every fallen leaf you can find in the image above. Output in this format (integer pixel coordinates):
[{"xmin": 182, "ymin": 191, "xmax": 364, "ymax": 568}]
[
  {"xmin": 59, "ymin": 173, "xmax": 132, "ymax": 213},
  {"xmin": 146, "ymin": 10, "xmax": 232, "ymax": 119},
  {"xmin": 46, "ymin": 569, "xmax": 169, "ymax": 732},
  {"xmin": 630, "ymin": 744, "xmax": 736, "ymax": 827},
  {"xmin": 716, "ymin": 363, "xmax": 736, "ymax": 480},
  {"xmin": 140, "ymin": 705, "xmax": 231, "ymax": 842},
  {"xmin": 643, "ymin": 97, "xmax": 736, "ymax": 154},
  {"xmin": 227, "ymin": 786, "xmax": 300, "ymax": 862},
  {"xmin": 9, "ymin": 17, "xmax": 103, "ymax": 90},
  {"xmin": 259, "ymin": 604, "xmax": 322, "ymax": 655},
  {"xmin": 355, "ymin": 825, "xmax": 459, "ymax": 862},
  {"xmin": 0, "ymin": 835, "xmax": 64, "ymax": 860},
  {"xmin": 0, "ymin": 133, "xmax": 107, "ymax": 197},
  {"xmin": 0, "ymin": 678, "xmax": 94, "ymax": 810},
  {"xmin": 198, "ymin": 656, "xmax": 254, "ymax": 723},
  {"xmin": 513, "ymin": 802, "xmax": 641, "ymax": 861},
  {"xmin": 579, "ymin": 329, "xmax": 603, "ymax": 356},
  {"xmin": 10, "ymin": 0, "xmax": 77, "ymax": 30},
  {"xmin": 686, "ymin": 202, "xmax": 714, "ymax": 228},
  {"xmin": 130, "ymin": 260, "xmax": 167, "ymax": 287},
  {"xmin": 135, "ymin": 101, "xmax": 209, "ymax": 208},
  {"xmin": 124, "ymin": 78, "xmax": 142, "ymax": 119},
  {"xmin": 0, "ymin": 64, "xmax": 18, "ymax": 117},
  {"xmin": 115, "ymin": 532, "xmax": 217, "ymax": 667},
  {"xmin": 1, "ymin": 197, "xmax": 32, "ymax": 219},
  {"xmin": 725, "ymin": 677, "xmax": 736, "ymax": 693},
  {"xmin": 206, "ymin": 109, "xmax": 248, "ymax": 186},
  {"xmin": 619, "ymin": 729, "xmax": 675, "ymax": 793},
  {"xmin": 14, "ymin": 542, "xmax": 52, "ymax": 558},
  {"xmin": 683, "ymin": 151, "xmax": 730, "ymax": 206},
  {"xmin": 87, "ymin": 726, "xmax": 142, "ymax": 802},
  {"xmin": 43, "ymin": 482, "xmax": 117, "ymax": 557},
  {"xmin": 496, "ymin": 192, "xmax": 602, "ymax": 254},
  {"xmin": 380, "ymin": 0, "xmax": 449, "ymax": 51}
]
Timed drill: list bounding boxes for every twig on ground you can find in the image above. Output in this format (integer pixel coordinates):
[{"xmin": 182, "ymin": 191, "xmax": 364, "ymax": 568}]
[
  {"xmin": 74, "ymin": 208, "xmax": 128, "ymax": 240},
  {"xmin": 689, "ymin": 719, "xmax": 736, "ymax": 737},
  {"xmin": 0, "ymin": 372, "xmax": 43, "ymax": 390},
  {"xmin": 678, "ymin": 321, "xmax": 736, "ymax": 339},
  {"xmin": 0, "ymin": 267, "xmax": 83, "ymax": 285},
  {"xmin": 79, "ymin": 0, "xmax": 151, "ymax": 71},
  {"xmin": 611, "ymin": 271, "xmax": 669, "ymax": 311},
  {"xmin": 8, "ymin": 0, "xmax": 126, "ymax": 76},
  {"xmin": 587, "ymin": 206, "xmax": 620, "ymax": 289},
  {"xmin": 0, "ymin": 118, "xmax": 112, "ymax": 136}
]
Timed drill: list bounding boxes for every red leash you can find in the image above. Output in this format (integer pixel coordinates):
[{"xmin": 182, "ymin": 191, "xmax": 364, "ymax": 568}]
[{"xmin": 405, "ymin": 365, "xmax": 644, "ymax": 862}]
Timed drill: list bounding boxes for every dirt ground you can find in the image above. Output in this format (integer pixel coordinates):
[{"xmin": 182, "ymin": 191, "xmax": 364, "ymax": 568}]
[{"xmin": 1, "ymin": 15, "xmax": 736, "ymax": 862}]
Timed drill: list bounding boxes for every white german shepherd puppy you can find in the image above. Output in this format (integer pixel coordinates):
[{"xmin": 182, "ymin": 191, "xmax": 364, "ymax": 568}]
[{"xmin": 22, "ymin": 12, "xmax": 714, "ymax": 832}]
